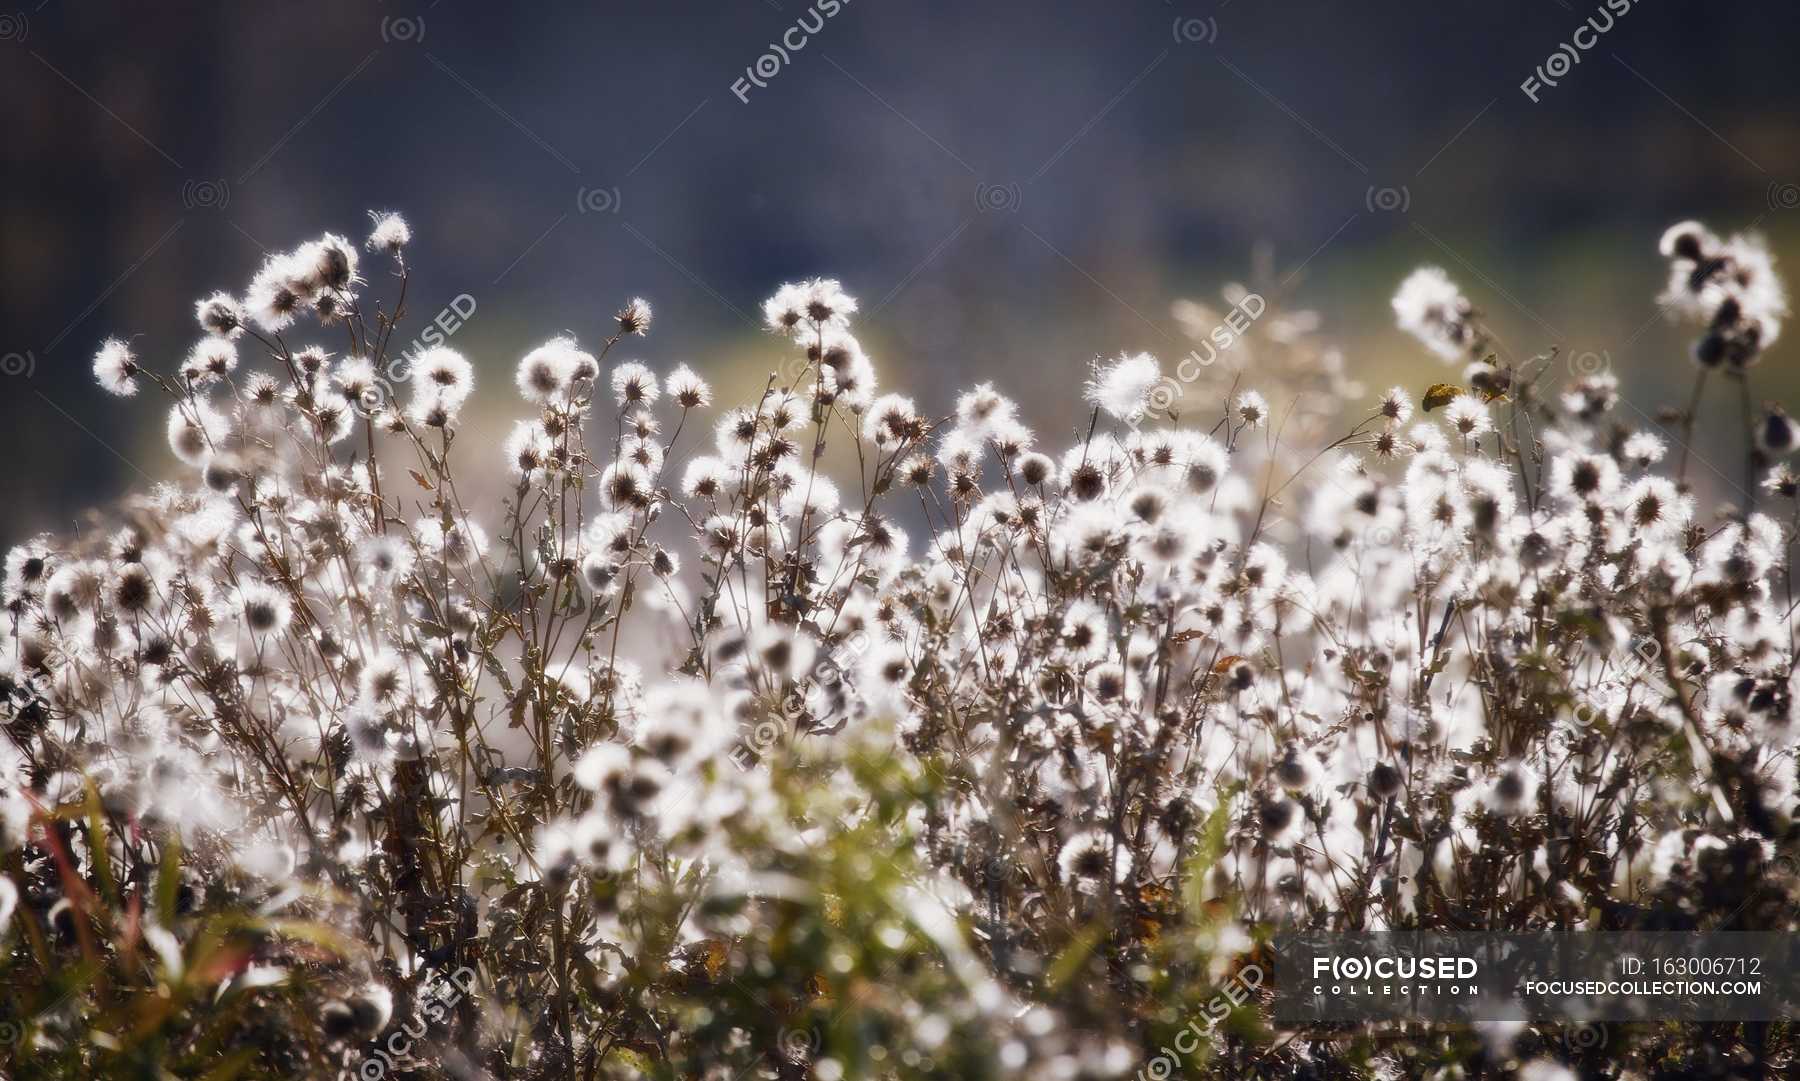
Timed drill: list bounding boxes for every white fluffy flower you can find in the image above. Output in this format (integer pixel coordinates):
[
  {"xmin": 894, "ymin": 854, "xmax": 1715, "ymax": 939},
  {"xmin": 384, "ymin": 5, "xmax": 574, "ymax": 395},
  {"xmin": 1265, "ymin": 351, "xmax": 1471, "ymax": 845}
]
[
  {"xmin": 665, "ymin": 363, "xmax": 711, "ymax": 408},
  {"xmin": 196, "ymin": 293, "xmax": 246, "ymax": 339},
  {"xmin": 167, "ymin": 399, "xmax": 229, "ymax": 466},
  {"xmin": 1058, "ymin": 829, "xmax": 1131, "ymax": 886},
  {"xmin": 1083, "ymin": 352, "xmax": 1161, "ymax": 421},
  {"xmin": 610, "ymin": 362, "xmax": 660, "ymax": 408},
  {"xmin": 181, "ymin": 338, "xmax": 239, "ymax": 384},
  {"xmin": 1234, "ymin": 390, "xmax": 1270, "ymax": 429},
  {"xmin": 764, "ymin": 278, "xmax": 858, "ymax": 336},
  {"xmin": 516, "ymin": 337, "xmax": 591, "ymax": 403},
  {"xmin": 366, "ymin": 211, "xmax": 411, "ymax": 253},
  {"xmin": 93, "ymin": 338, "xmax": 140, "ymax": 396},
  {"xmin": 1439, "ymin": 395, "xmax": 1491, "ymax": 439},
  {"xmin": 236, "ymin": 581, "xmax": 292, "ymax": 636},
  {"xmin": 1393, "ymin": 266, "xmax": 1474, "ymax": 361}
]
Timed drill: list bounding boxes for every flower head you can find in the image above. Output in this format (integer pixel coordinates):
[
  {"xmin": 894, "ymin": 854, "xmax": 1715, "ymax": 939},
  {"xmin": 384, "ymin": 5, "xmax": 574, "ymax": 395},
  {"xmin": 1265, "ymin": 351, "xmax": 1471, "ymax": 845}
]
[
  {"xmin": 1393, "ymin": 267, "xmax": 1476, "ymax": 361},
  {"xmin": 516, "ymin": 337, "xmax": 590, "ymax": 403},
  {"xmin": 1378, "ymin": 386, "xmax": 1413, "ymax": 425},
  {"xmin": 666, "ymin": 363, "xmax": 711, "ymax": 409},
  {"xmin": 616, "ymin": 296, "xmax": 653, "ymax": 336},
  {"xmin": 93, "ymin": 338, "xmax": 140, "ymax": 397},
  {"xmin": 1440, "ymin": 395, "xmax": 1492, "ymax": 440},
  {"xmin": 1235, "ymin": 390, "xmax": 1270, "ymax": 429},
  {"xmin": 610, "ymin": 362, "xmax": 660, "ymax": 408},
  {"xmin": 196, "ymin": 293, "xmax": 246, "ymax": 339},
  {"xmin": 1083, "ymin": 352, "xmax": 1161, "ymax": 421},
  {"xmin": 365, "ymin": 211, "xmax": 411, "ymax": 254},
  {"xmin": 181, "ymin": 339, "xmax": 238, "ymax": 385}
]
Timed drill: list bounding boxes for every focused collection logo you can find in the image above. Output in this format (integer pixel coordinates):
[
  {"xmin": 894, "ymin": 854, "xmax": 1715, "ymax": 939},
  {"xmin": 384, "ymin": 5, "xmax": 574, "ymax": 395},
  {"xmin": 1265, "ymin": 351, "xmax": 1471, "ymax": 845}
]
[{"xmin": 1310, "ymin": 954, "xmax": 1481, "ymax": 997}]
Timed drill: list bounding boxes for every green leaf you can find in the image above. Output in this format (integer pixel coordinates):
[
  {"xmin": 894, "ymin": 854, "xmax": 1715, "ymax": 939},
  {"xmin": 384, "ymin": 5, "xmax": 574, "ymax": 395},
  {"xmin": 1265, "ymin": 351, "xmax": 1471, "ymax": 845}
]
[
  {"xmin": 84, "ymin": 783, "xmax": 117, "ymax": 908},
  {"xmin": 197, "ymin": 1047, "xmax": 259, "ymax": 1081},
  {"xmin": 157, "ymin": 834, "xmax": 183, "ymax": 921},
  {"xmin": 1182, "ymin": 782, "xmax": 1241, "ymax": 914},
  {"xmin": 252, "ymin": 917, "xmax": 356, "ymax": 955},
  {"xmin": 607, "ymin": 1047, "xmax": 656, "ymax": 1074},
  {"xmin": 1046, "ymin": 923, "xmax": 1107, "ymax": 990}
]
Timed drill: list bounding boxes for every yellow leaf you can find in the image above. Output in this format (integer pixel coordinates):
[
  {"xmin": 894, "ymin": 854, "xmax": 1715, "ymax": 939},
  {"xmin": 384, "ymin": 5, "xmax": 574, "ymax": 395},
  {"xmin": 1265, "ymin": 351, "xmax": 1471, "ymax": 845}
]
[
  {"xmin": 704, "ymin": 939, "xmax": 728, "ymax": 980},
  {"xmin": 1422, "ymin": 383, "xmax": 1465, "ymax": 412}
]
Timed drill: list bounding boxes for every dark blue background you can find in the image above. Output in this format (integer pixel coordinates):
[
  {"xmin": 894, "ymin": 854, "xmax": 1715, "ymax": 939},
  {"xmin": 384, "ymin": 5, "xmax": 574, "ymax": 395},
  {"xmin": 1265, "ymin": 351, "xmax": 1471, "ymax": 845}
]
[{"xmin": 4, "ymin": 1, "xmax": 1796, "ymax": 536}]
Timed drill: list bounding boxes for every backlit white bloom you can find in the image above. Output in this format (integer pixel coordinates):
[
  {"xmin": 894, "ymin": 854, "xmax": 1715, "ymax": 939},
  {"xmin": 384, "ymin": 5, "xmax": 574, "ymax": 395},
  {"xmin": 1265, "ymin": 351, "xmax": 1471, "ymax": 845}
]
[
  {"xmin": 797, "ymin": 278, "xmax": 858, "ymax": 333},
  {"xmin": 1083, "ymin": 352, "xmax": 1160, "ymax": 421},
  {"xmin": 311, "ymin": 389, "xmax": 356, "ymax": 443},
  {"xmin": 167, "ymin": 399, "xmax": 229, "ymax": 466},
  {"xmin": 617, "ymin": 296, "xmax": 653, "ymax": 336},
  {"xmin": 600, "ymin": 462, "xmax": 653, "ymax": 509},
  {"xmin": 762, "ymin": 282, "xmax": 808, "ymax": 334},
  {"xmin": 1440, "ymin": 395, "xmax": 1492, "ymax": 439},
  {"xmin": 1621, "ymin": 430, "xmax": 1666, "ymax": 467},
  {"xmin": 196, "ymin": 293, "xmax": 246, "ymax": 339},
  {"xmin": 1017, "ymin": 451, "xmax": 1056, "ymax": 486},
  {"xmin": 236, "ymin": 581, "xmax": 292, "ymax": 636},
  {"xmin": 1058, "ymin": 829, "xmax": 1130, "ymax": 886},
  {"xmin": 407, "ymin": 387, "xmax": 462, "ymax": 430},
  {"xmin": 955, "ymin": 382, "xmax": 1018, "ymax": 438},
  {"xmin": 93, "ymin": 338, "xmax": 140, "ymax": 396},
  {"xmin": 1234, "ymin": 390, "xmax": 1270, "ymax": 429},
  {"xmin": 863, "ymin": 394, "xmax": 921, "ymax": 449},
  {"xmin": 504, "ymin": 420, "xmax": 553, "ymax": 480},
  {"xmin": 1660, "ymin": 223, "xmax": 1788, "ymax": 369},
  {"xmin": 357, "ymin": 535, "xmax": 414, "ymax": 582},
  {"xmin": 416, "ymin": 517, "xmax": 488, "ymax": 564},
  {"xmin": 1548, "ymin": 451, "xmax": 1621, "ymax": 502},
  {"xmin": 181, "ymin": 338, "xmax": 239, "ymax": 385},
  {"xmin": 764, "ymin": 278, "xmax": 857, "ymax": 336},
  {"xmin": 411, "ymin": 346, "xmax": 474, "ymax": 406},
  {"xmin": 1377, "ymin": 386, "xmax": 1413, "ymax": 425},
  {"xmin": 306, "ymin": 233, "xmax": 359, "ymax": 292},
  {"xmin": 366, "ymin": 211, "xmax": 411, "ymax": 253},
  {"xmin": 680, "ymin": 456, "xmax": 728, "ymax": 500},
  {"xmin": 516, "ymin": 337, "xmax": 590, "ymax": 403},
  {"xmin": 610, "ymin": 362, "xmax": 660, "ymax": 408},
  {"xmin": 245, "ymin": 252, "xmax": 310, "ymax": 331},
  {"xmin": 666, "ymin": 363, "xmax": 711, "ymax": 408},
  {"xmin": 1393, "ymin": 266, "xmax": 1475, "ymax": 361}
]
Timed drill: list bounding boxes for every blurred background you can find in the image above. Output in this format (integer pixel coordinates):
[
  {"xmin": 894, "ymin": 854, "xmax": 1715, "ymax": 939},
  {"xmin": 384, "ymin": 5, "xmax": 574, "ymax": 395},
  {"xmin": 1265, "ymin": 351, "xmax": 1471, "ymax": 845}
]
[{"xmin": 5, "ymin": 0, "xmax": 1800, "ymax": 541}]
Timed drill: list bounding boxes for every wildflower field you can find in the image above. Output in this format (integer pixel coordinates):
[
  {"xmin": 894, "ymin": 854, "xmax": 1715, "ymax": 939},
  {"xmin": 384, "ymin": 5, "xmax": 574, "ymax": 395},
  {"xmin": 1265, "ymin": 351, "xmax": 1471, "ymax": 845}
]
[{"xmin": 2, "ymin": 213, "xmax": 1797, "ymax": 1080}]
